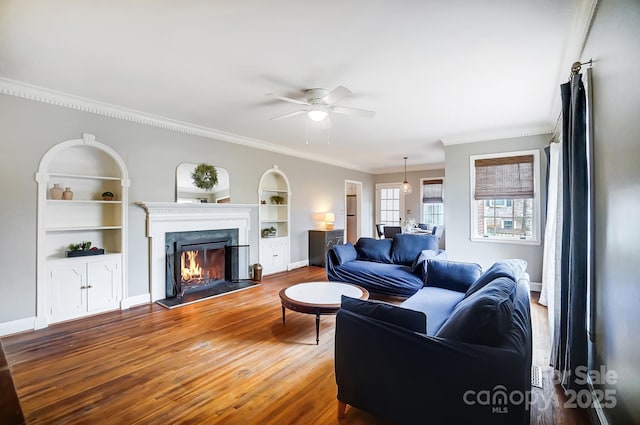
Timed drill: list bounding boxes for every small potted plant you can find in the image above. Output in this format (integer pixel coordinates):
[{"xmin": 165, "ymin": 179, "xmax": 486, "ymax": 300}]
[
  {"xmin": 261, "ymin": 226, "xmax": 277, "ymax": 238},
  {"xmin": 65, "ymin": 241, "xmax": 105, "ymax": 257},
  {"xmin": 270, "ymin": 195, "xmax": 285, "ymax": 205},
  {"xmin": 101, "ymin": 191, "xmax": 114, "ymax": 201}
]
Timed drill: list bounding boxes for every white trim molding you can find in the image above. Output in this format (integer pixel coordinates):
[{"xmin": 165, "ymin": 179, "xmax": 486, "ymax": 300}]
[
  {"xmin": 120, "ymin": 293, "xmax": 151, "ymax": 309},
  {"xmin": 0, "ymin": 316, "xmax": 36, "ymax": 337},
  {"xmin": 0, "ymin": 77, "xmax": 371, "ymax": 173}
]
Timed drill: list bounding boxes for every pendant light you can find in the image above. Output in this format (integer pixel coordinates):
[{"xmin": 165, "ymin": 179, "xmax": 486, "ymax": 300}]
[{"xmin": 402, "ymin": 156, "xmax": 412, "ymax": 194}]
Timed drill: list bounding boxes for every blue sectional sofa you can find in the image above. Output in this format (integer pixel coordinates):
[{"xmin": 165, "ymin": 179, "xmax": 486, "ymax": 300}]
[
  {"xmin": 326, "ymin": 234, "xmax": 446, "ymax": 297},
  {"xmin": 334, "ymin": 259, "xmax": 532, "ymax": 425}
]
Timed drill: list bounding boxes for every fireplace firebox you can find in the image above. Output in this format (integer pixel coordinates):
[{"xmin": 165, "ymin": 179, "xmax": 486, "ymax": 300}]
[{"xmin": 161, "ymin": 228, "xmax": 252, "ymax": 308}]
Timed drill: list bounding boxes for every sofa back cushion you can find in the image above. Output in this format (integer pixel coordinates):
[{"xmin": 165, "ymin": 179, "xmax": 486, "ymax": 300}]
[
  {"xmin": 425, "ymin": 259, "xmax": 482, "ymax": 293},
  {"xmin": 436, "ymin": 276, "xmax": 517, "ymax": 345},
  {"xmin": 465, "ymin": 259, "xmax": 527, "ymax": 298},
  {"xmin": 391, "ymin": 234, "xmax": 439, "ymax": 266},
  {"xmin": 341, "ymin": 295, "xmax": 427, "ymax": 333},
  {"xmin": 332, "ymin": 243, "xmax": 358, "ymax": 265},
  {"xmin": 355, "ymin": 238, "xmax": 392, "ymax": 263}
]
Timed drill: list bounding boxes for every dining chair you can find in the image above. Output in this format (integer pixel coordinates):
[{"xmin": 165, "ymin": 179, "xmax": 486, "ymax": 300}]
[
  {"xmin": 383, "ymin": 226, "xmax": 402, "ymax": 239},
  {"xmin": 375, "ymin": 224, "xmax": 385, "ymax": 239}
]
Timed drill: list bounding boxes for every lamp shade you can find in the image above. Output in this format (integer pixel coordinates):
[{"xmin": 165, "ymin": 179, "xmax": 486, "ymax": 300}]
[{"xmin": 324, "ymin": 212, "xmax": 335, "ymax": 230}]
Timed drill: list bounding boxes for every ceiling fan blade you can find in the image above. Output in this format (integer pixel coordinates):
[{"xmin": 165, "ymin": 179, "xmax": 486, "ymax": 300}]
[
  {"xmin": 322, "ymin": 86, "xmax": 352, "ymax": 104},
  {"xmin": 270, "ymin": 110, "xmax": 307, "ymax": 120},
  {"xmin": 267, "ymin": 93, "xmax": 309, "ymax": 105},
  {"xmin": 331, "ymin": 105, "xmax": 376, "ymax": 118}
]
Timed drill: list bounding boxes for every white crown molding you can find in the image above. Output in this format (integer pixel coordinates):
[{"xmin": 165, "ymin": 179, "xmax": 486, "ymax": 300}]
[
  {"xmin": 0, "ymin": 77, "xmax": 373, "ymax": 173},
  {"xmin": 549, "ymin": 0, "xmax": 600, "ymax": 123},
  {"xmin": 440, "ymin": 126, "xmax": 554, "ymax": 146}
]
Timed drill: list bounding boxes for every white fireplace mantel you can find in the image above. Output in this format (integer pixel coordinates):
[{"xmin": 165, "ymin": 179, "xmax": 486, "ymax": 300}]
[{"xmin": 137, "ymin": 202, "xmax": 257, "ymax": 301}]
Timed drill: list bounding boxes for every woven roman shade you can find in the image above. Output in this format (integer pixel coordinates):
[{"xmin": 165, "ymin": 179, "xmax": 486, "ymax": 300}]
[
  {"xmin": 474, "ymin": 155, "xmax": 534, "ymax": 200},
  {"xmin": 422, "ymin": 179, "xmax": 443, "ymax": 203}
]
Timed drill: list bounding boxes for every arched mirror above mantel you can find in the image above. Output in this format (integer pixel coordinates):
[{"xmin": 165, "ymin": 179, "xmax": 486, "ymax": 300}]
[{"xmin": 176, "ymin": 162, "xmax": 230, "ymax": 203}]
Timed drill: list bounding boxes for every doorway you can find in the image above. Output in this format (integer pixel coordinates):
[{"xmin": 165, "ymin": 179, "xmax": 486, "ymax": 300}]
[{"xmin": 344, "ymin": 180, "xmax": 363, "ymax": 244}]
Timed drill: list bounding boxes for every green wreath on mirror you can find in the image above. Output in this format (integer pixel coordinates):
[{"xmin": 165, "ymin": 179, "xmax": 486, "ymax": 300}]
[{"xmin": 191, "ymin": 163, "xmax": 218, "ymax": 190}]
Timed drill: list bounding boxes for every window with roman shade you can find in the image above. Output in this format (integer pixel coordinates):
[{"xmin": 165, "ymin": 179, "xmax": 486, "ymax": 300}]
[
  {"xmin": 470, "ymin": 151, "xmax": 540, "ymax": 242},
  {"xmin": 421, "ymin": 178, "xmax": 444, "ymax": 227}
]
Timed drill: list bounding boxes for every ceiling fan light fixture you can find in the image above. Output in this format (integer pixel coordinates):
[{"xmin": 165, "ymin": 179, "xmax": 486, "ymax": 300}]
[
  {"xmin": 307, "ymin": 108, "xmax": 328, "ymax": 122},
  {"xmin": 402, "ymin": 156, "xmax": 412, "ymax": 194}
]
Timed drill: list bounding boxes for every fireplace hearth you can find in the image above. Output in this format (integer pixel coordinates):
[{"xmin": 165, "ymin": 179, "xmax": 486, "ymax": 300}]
[{"xmin": 159, "ymin": 228, "xmax": 254, "ymax": 308}]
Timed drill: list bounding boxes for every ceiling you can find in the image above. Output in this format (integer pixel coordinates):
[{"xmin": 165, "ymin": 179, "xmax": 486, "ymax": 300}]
[{"xmin": 0, "ymin": 1, "xmax": 580, "ymax": 173}]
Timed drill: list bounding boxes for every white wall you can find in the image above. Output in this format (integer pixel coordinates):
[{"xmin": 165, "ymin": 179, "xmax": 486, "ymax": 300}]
[
  {"xmin": 0, "ymin": 94, "xmax": 373, "ymax": 324},
  {"xmin": 443, "ymin": 134, "xmax": 549, "ymax": 282}
]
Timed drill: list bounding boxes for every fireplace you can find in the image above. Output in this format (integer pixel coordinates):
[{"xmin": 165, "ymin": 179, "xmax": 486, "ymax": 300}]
[
  {"xmin": 162, "ymin": 228, "xmax": 252, "ymax": 308},
  {"xmin": 137, "ymin": 202, "xmax": 256, "ymax": 304}
]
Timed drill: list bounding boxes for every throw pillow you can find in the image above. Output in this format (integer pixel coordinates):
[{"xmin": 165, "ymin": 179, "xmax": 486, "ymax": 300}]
[
  {"xmin": 340, "ymin": 295, "xmax": 427, "ymax": 333},
  {"xmin": 436, "ymin": 276, "xmax": 517, "ymax": 345},
  {"xmin": 332, "ymin": 243, "xmax": 357, "ymax": 265},
  {"xmin": 410, "ymin": 249, "xmax": 439, "ymax": 274},
  {"xmin": 425, "ymin": 259, "xmax": 482, "ymax": 292},
  {"xmin": 391, "ymin": 234, "xmax": 439, "ymax": 265},
  {"xmin": 355, "ymin": 238, "xmax": 393, "ymax": 263},
  {"xmin": 501, "ymin": 258, "xmax": 528, "ymax": 282},
  {"xmin": 464, "ymin": 261, "xmax": 517, "ymax": 298}
]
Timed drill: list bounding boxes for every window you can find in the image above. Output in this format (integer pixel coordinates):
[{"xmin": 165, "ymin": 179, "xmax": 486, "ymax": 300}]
[
  {"xmin": 470, "ymin": 150, "xmax": 540, "ymax": 243},
  {"xmin": 421, "ymin": 179, "xmax": 444, "ymax": 226},
  {"xmin": 376, "ymin": 184, "xmax": 402, "ymax": 226}
]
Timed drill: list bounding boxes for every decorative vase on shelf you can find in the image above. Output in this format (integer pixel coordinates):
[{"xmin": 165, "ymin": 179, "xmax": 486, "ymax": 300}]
[
  {"xmin": 62, "ymin": 187, "xmax": 73, "ymax": 200},
  {"xmin": 50, "ymin": 184, "xmax": 63, "ymax": 200}
]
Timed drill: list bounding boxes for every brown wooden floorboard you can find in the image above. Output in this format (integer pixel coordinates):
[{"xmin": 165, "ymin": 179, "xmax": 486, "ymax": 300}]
[{"xmin": 2, "ymin": 267, "xmax": 588, "ymax": 424}]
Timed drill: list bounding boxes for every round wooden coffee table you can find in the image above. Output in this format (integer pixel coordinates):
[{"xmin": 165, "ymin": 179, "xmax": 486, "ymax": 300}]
[{"xmin": 279, "ymin": 281, "xmax": 369, "ymax": 344}]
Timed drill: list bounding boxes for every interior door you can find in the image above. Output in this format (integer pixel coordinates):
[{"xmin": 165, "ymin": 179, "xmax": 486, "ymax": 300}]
[{"xmin": 376, "ymin": 183, "xmax": 404, "ymax": 226}]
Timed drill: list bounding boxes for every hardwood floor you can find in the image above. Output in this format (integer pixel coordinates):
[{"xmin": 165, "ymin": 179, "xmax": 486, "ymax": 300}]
[{"xmin": 2, "ymin": 267, "xmax": 588, "ymax": 424}]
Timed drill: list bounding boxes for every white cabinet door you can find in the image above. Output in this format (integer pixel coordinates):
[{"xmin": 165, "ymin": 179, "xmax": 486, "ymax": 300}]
[
  {"xmin": 260, "ymin": 237, "xmax": 288, "ymax": 275},
  {"xmin": 47, "ymin": 255, "xmax": 122, "ymax": 324},
  {"xmin": 87, "ymin": 259, "xmax": 120, "ymax": 313},
  {"xmin": 47, "ymin": 263, "xmax": 86, "ymax": 323}
]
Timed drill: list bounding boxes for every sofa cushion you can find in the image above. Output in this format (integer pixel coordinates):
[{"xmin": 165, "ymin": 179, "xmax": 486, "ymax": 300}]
[
  {"xmin": 332, "ymin": 243, "xmax": 358, "ymax": 265},
  {"xmin": 425, "ymin": 259, "xmax": 482, "ymax": 293},
  {"xmin": 355, "ymin": 238, "xmax": 392, "ymax": 263},
  {"xmin": 410, "ymin": 249, "xmax": 439, "ymax": 274},
  {"xmin": 333, "ymin": 260, "xmax": 424, "ymax": 297},
  {"xmin": 400, "ymin": 287, "xmax": 465, "ymax": 335},
  {"xmin": 436, "ymin": 276, "xmax": 517, "ymax": 345},
  {"xmin": 391, "ymin": 234, "xmax": 439, "ymax": 265},
  {"xmin": 341, "ymin": 295, "xmax": 427, "ymax": 333},
  {"xmin": 465, "ymin": 259, "xmax": 527, "ymax": 298}
]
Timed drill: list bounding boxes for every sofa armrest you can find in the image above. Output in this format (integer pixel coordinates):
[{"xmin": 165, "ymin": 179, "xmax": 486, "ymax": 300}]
[{"xmin": 335, "ymin": 309, "xmax": 530, "ymax": 425}]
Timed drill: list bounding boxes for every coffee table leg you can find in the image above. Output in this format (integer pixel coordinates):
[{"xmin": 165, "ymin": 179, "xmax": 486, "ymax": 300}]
[
  {"xmin": 282, "ymin": 306, "xmax": 285, "ymax": 325},
  {"xmin": 315, "ymin": 314, "xmax": 320, "ymax": 345}
]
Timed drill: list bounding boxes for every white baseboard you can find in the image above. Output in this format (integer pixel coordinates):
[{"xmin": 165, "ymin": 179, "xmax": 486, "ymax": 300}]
[
  {"xmin": 121, "ymin": 293, "xmax": 151, "ymax": 309},
  {"xmin": 530, "ymin": 281, "xmax": 542, "ymax": 292},
  {"xmin": 288, "ymin": 260, "xmax": 309, "ymax": 271},
  {"xmin": 0, "ymin": 316, "xmax": 36, "ymax": 337}
]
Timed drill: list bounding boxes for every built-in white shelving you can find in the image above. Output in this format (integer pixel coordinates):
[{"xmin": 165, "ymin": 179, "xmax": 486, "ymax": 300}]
[
  {"xmin": 35, "ymin": 133, "xmax": 130, "ymax": 328},
  {"xmin": 258, "ymin": 166, "xmax": 291, "ymax": 275}
]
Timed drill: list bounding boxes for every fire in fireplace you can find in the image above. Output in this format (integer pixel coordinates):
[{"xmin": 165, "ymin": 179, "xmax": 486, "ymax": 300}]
[{"xmin": 177, "ymin": 241, "xmax": 227, "ymax": 294}]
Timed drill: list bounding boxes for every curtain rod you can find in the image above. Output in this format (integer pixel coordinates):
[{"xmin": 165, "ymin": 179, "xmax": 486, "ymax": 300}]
[{"xmin": 571, "ymin": 59, "xmax": 593, "ymax": 77}]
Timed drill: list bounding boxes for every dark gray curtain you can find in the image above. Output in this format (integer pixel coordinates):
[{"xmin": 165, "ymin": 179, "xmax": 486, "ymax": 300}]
[{"xmin": 551, "ymin": 73, "xmax": 588, "ymax": 391}]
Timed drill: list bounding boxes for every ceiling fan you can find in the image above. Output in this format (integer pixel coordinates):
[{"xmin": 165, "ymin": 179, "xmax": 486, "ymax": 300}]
[{"xmin": 269, "ymin": 86, "xmax": 375, "ymax": 123}]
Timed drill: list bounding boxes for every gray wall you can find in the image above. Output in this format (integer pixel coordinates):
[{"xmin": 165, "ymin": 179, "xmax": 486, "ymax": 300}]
[
  {"xmin": 373, "ymin": 169, "xmax": 445, "ymax": 227},
  {"xmin": 583, "ymin": 0, "xmax": 640, "ymax": 423},
  {"xmin": 443, "ymin": 134, "xmax": 549, "ymax": 282},
  {"xmin": 0, "ymin": 94, "xmax": 373, "ymax": 323}
]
